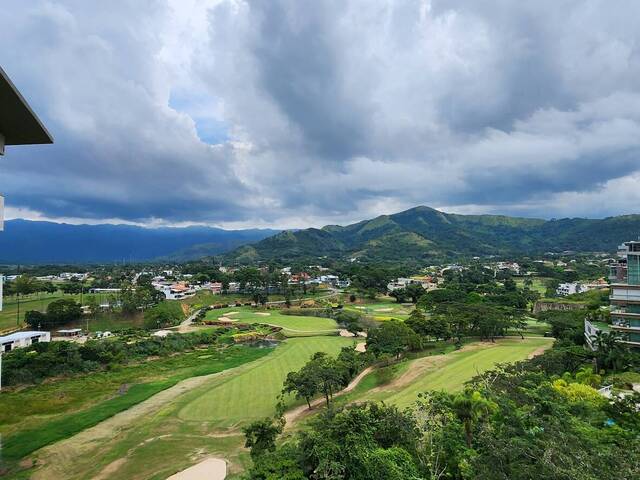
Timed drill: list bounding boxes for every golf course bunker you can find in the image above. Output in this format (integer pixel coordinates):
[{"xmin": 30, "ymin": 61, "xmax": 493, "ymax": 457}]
[
  {"xmin": 375, "ymin": 308, "xmax": 393, "ymax": 312},
  {"xmin": 255, "ymin": 312, "xmax": 271, "ymax": 316},
  {"xmin": 225, "ymin": 311, "xmax": 240, "ymax": 316},
  {"xmin": 167, "ymin": 457, "xmax": 226, "ymax": 480}
]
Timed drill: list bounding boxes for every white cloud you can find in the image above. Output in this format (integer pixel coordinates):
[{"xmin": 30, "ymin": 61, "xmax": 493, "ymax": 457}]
[{"xmin": 2, "ymin": 0, "xmax": 640, "ymax": 228}]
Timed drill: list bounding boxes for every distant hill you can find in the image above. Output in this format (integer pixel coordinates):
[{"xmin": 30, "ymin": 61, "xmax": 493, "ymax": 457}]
[
  {"xmin": 0, "ymin": 220, "xmax": 277, "ymax": 264},
  {"xmin": 225, "ymin": 206, "xmax": 640, "ymax": 263}
]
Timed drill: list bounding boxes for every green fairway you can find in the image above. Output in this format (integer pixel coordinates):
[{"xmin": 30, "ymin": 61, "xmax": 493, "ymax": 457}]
[
  {"xmin": 1, "ymin": 345, "xmax": 271, "ymax": 464},
  {"xmin": 206, "ymin": 307, "xmax": 339, "ymax": 336},
  {"xmin": 179, "ymin": 336, "xmax": 354, "ymax": 426},
  {"xmin": 343, "ymin": 299, "xmax": 413, "ymax": 321},
  {"xmin": 515, "ymin": 277, "xmax": 549, "ymax": 295},
  {"xmin": 359, "ymin": 337, "xmax": 553, "ymax": 407}
]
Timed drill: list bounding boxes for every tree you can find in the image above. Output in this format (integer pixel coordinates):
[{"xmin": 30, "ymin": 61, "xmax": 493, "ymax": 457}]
[
  {"xmin": 310, "ymin": 352, "xmax": 345, "ymax": 406},
  {"xmin": 283, "ymin": 369, "xmax": 318, "ymax": 409},
  {"xmin": 24, "ymin": 310, "xmax": 47, "ymax": 329},
  {"xmin": 452, "ymin": 390, "xmax": 496, "ymax": 447},
  {"xmin": 366, "ymin": 320, "xmax": 418, "ymax": 359},
  {"xmin": 45, "ymin": 298, "xmax": 82, "ymax": 327},
  {"xmin": 334, "ymin": 310, "xmax": 362, "ymax": 336},
  {"xmin": 243, "ymin": 418, "xmax": 283, "ymax": 459},
  {"xmin": 389, "ymin": 288, "xmax": 407, "ymax": 303},
  {"xmin": 143, "ymin": 301, "xmax": 184, "ymax": 329},
  {"xmin": 405, "ymin": 283, "xmax": 426, "ymax": 303}
]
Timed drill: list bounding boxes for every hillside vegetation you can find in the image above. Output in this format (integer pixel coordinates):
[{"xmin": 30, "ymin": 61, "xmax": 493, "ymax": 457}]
[{"xmin": 226, "ymin": 205, "xmax": 640, "ymax": 263}]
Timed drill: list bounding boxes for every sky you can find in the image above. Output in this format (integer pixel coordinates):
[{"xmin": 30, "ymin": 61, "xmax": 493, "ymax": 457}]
[{"xmin": 2, "ymin": 0, "xmax": 640, "ymax": 230}]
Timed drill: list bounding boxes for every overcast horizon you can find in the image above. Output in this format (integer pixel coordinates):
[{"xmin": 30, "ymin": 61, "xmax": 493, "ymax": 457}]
[{"xmin": 3, "ymin": 0, "xmax": 640, "ymax": 230}]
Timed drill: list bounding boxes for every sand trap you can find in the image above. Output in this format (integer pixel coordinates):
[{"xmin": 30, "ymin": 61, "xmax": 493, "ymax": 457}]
[
  {"xmin": 225, "ymin": 311, "xmax": 239, "ymax": 316},
  {"xmin": 167, "ymin": 458, "xmax": 226, "ymax": 480},
  {"xmin": 355, "ymin": 342, "xmax": 367, "ymax": 352},
  {"xmin": 339, "ymin": 329, "xmax": 355, "ymax": 337},
  {"xmin": 254, "ymin": 312, "xmax": 271, "ymax": 316},
  {"xmin": 374, "ymin": 308, "xmax": 393, "ymax": 312},
  {"xmin": 217, "ymin": 316, "xmax": 236, "ymax": 322}
]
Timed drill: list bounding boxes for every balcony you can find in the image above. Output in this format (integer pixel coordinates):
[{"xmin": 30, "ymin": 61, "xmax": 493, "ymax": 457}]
[{"xmin": 610, "ymin": 309, "xmax": 640, "ymax": 317}]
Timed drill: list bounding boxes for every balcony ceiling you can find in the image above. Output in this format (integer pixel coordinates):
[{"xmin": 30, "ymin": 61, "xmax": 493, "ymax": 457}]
[{"xmin": 0, "ymin": 66, "xmax": 53, "ymax": 145}]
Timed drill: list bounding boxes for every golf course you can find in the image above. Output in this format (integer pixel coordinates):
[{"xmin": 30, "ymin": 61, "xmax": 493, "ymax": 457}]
[
  {"xmin": 13, "ymin": 328, "xmax": 551, "ymax": 480},
  {"xmin": 205, "ymin": 307, "xmax": 340, "ymax": 336}
]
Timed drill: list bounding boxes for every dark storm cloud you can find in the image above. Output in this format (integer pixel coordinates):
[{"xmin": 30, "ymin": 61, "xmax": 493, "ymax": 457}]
[{"xmin": 3, "ymin": 0, "xmax": 640, "ymax": 227}]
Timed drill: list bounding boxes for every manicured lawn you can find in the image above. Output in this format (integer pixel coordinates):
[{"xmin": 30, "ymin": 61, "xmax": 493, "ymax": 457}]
[
  {"xmin": 515, "ymin": 277, "xmax": 549, "ymax": 295},
  {"xmin": 0, "ymin": 292, "xmax": 125, "ymax": 333},
  {"xmin": 205, "ymin": 307, "xmax": 339, "ymax": 336},
  {"xmin": 360, "ymin": 337, "xmax": 553, "ymax": 407},
  {"xmin": 179, "ymin": 336, "xmax": 354, "ymax": 426},
  {"xmin": 0, "ymin": 345, "xmax": 271, "ymax": 462},
  {"xmin": 0, "ymin": 293, "xmax": 65, "ymax": 332},
  {"xmin": 343, "ymin": 299, "xmax": 413, "ymax": 321}
]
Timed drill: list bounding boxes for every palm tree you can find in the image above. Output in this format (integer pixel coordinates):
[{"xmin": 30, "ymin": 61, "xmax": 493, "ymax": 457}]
[{"xmin": 453, "ymin": 390, "xmax": 497, "ymax": 448}]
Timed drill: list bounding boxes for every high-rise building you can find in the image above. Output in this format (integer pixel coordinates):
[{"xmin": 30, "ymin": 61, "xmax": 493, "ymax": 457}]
[{"xmin": 608, "ymin": 241, "xmax": 640, "ymax": 347}]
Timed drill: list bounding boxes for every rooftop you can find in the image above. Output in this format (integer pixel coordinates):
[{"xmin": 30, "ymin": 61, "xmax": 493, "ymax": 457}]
[
  {"xmin": 0, "ymin": 331, "xmax": 49, "ymax": 342},
  {"xmin": 0, "ymin": 66, "xmax": 53, "ymax": 146}
]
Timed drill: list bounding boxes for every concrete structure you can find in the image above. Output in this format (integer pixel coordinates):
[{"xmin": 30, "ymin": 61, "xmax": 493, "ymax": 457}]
[
  {"xmin": 0, "ymin": 66, "xmax": 53, "ymax": 311},
  {"xmin": 608, "ymin": 241, "xmax": 640, "ymax": 347},
  {"xmin": 556, "ymin": 279, "xmax": 608, "ymax": 297},
  {"xmin": 0, "ymin": 330, "xmax": 50, "ymax": 352},
  {"xmin": 584, "ymin": 319, "xmax": 610, "ymax": 351},
  {"xmin": 56, "ymin": 328, "xmax": 83, "ymax": 337}
]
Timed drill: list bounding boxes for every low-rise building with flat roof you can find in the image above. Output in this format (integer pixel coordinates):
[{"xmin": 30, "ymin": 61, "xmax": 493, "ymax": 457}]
[{"xmin": 0, "ymin": 331, "xmax": 50, "ymax": 352}]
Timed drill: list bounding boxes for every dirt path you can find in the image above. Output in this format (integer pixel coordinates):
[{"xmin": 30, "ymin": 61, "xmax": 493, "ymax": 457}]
[
  {"xmin": 359, "ymin": 342, "xmax": 498, "ymax": 399},
  {"xmin": 176, "ymin": 308, "xmax": 203, "ymax": 333},
  {"xmin": 30, "ymin": 365, "xmax": 246, "ymax": 480},
  {"xmin": 283, "ymin": 366, "xmax": 374, "ymax": 427}
]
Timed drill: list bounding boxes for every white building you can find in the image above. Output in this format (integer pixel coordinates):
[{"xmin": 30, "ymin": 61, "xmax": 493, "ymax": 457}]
[
  {"xmin": 556, "ymin": 281, "xmax": 607, "ymax": 297},
  {"xmin": 0, "ymin": 331, "xmax": 50, "ymax": 352},
  {"xmin": 155, "ymin": 283, "xmax": 196, "ymax": 300}
]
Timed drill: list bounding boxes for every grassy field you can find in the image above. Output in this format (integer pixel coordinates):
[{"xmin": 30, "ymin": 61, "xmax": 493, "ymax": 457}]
[
  {"xmin": 343, "ymin": 298, "xmax": 414, "ymax": 321},
  {"xmin": 357, "ymin": 337, "xmax": 553, "ymax": 408},
  {"xmin": 515, "ymin": 277, "xmax": 550, "ymax": 295},
  {"xmin": 179, "ymin": 336, "xmax": 354, "ymax": 426},
  {"xmin": 183, "ymin": 289, "xmax": 332, "ymax": 308},
  {"xmin": 0, "ymin": 292, "xmax": 126, "ymax": 333},
  {"xmin": 205, "ymin": 307, "xmax": 339, "ymax": 336},
  {"xmin": 0, "ymin": 292, "xmax": 66, "ymax": 332},
  {"xmin": 0, "ymin": 345, "xmax": 271, "ymax": 462},
  {"xmin": 25, "ymin": 336, "xmax": 354, "ymax": 480}
]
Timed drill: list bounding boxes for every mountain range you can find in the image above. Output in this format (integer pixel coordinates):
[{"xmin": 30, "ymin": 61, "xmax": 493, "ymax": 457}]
[
  {"xmin": 224, "ymin": 206, "xmax": 640, "ymax": 263},
  {"xmin": 0, "ymin": 220, "xmax": 277, "ymax": 264},
  {"xmin": 3, "ymin": 206, "xmax": 640, "ymax": 264}
]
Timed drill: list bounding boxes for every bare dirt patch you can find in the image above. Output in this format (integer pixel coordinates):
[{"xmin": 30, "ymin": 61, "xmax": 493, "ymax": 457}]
[{"xmin": 167, "ymin": 457, "xmax": 226, "ymax": 480}]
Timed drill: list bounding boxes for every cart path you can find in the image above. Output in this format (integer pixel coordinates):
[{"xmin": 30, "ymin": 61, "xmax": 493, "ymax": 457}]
[{"xmin": 283, "ymin": 366, "xmax": 374, "ymax": 427}]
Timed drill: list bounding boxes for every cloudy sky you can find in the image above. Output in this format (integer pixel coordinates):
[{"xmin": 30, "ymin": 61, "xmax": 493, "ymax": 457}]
[{"xmin": 2, "ymin": 0, "xmax": 640, "ymax": 229}]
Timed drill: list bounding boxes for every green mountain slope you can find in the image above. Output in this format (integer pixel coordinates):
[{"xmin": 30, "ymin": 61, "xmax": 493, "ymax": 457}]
[{"xmin": 224, "ymin": 206, "xmax": 640, "ymax": 263}]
